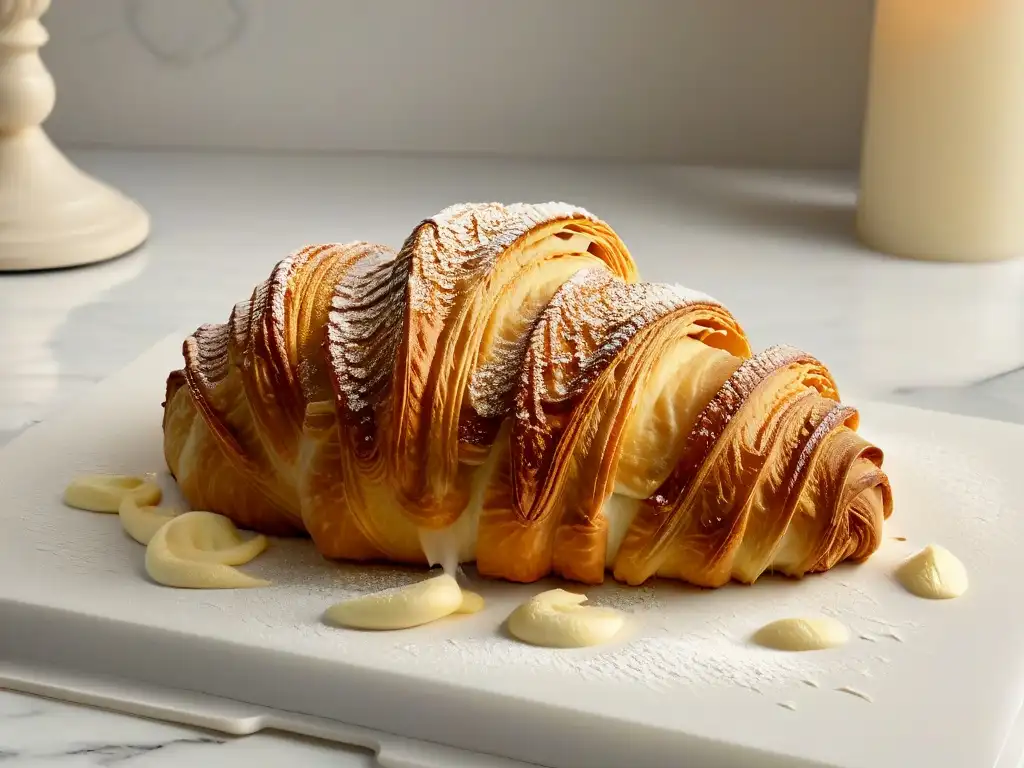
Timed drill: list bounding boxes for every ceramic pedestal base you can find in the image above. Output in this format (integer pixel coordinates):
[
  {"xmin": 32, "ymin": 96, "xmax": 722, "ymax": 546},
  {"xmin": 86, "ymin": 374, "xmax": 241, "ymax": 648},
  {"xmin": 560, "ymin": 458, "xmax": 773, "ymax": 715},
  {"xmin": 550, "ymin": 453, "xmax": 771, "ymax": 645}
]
[{"xmin": 0, "ymin": 128, "xmax": 149, "ymax": 272}]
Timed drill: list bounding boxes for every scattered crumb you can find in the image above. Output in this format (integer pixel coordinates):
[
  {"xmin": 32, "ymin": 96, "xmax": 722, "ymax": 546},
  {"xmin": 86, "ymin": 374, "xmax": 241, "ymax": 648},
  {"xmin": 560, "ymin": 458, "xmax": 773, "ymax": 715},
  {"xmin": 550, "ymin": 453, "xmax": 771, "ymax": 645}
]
[
  {"xmin": 778, "ymin": 702, "xmax": 797, "ymax": 711},
  {"xmin": 891, "ymin": 537, "xmax": 907, "ymax": 542},
  {"xmin": 802, "ymin": 679, "xmax": 820, "ymax": 688},
  {"xmin": 836, "ymin": 686, "xmax": 873, "ymax": 703}
]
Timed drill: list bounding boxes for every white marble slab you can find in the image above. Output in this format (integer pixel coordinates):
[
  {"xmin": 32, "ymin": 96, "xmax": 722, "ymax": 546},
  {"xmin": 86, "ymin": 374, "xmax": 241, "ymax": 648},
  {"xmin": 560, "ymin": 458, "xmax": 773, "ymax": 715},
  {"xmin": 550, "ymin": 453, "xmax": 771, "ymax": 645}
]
[
  {"xmin": 0, "ymin": 690, "xmax": 373, "ymax": 766},
  {"xmin": 1, "ymin": 149, "xmax": 1022, "ymax": 766}
]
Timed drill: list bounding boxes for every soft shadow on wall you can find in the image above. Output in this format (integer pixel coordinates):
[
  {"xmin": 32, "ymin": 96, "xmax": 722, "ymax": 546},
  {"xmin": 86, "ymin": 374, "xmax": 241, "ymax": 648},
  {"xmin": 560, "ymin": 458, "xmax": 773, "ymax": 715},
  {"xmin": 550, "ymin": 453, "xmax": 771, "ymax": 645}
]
[
  {"xmin": 642, "ymin": 167, "xmax": 861, "ymax": 250},
  {"xmin": 42, "ymin": 0, "xmax": 874, "ymax": 167}
]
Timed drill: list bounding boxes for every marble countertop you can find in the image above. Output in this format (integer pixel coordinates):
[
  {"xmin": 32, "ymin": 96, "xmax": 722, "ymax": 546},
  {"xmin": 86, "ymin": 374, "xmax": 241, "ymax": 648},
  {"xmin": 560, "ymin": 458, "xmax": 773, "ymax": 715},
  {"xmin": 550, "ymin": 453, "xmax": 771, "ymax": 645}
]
[{"xmin": 2, "ymin": 149, "xmax": 1023, "ymax": 766}]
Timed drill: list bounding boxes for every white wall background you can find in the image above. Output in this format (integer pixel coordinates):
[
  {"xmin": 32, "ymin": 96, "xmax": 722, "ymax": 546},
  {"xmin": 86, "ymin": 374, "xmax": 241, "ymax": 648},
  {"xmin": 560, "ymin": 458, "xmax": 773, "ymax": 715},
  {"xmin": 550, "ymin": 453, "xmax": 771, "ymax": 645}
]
[{"xmin": 41, "ymin": 0, "xmax": 875, "ymax": 167}]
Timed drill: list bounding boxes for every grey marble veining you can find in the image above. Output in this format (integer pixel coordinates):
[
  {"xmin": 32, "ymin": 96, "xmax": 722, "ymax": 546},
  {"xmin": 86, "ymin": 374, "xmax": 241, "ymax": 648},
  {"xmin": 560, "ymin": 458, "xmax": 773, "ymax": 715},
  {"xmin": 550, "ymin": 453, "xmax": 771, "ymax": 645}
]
[
  {"xmin": 1, "ymin": 149, "xmax": 1022, "ymax": 765},
  {"xmin": 0, "ymin": 690, "xmax": 372, "ymax": 766}
]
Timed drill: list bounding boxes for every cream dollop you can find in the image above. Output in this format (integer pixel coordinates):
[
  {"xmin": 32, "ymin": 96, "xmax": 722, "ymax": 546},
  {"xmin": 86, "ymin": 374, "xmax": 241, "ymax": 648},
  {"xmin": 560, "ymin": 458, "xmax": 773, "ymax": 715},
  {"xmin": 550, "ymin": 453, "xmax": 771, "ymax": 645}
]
[
  {"xmin": 456, "ymin": 590, "xmax": 486, "ymax": 614},
  {"xmin": 324, "ymin": 574, "xmax": 468, "ymax": 630},
  {"xmin": 145, "ymin": 511, "xmax": 269, "ymax": 589},
  {"xmin": 118, "ymin": 495, "xmax": 179, "ymax": 545},
  {"xmin": 753, "ymin": 617, "xmax": 850, "ymax": 651},
  {"xmin": 506, "ymin": 589, "xmax": 625, "ymax": 648},
  {"xmin": 896, "ymin": 543, "xmax": 968, "ymax": 599},
  {"xmin": 63, "ymin": 474, "xmax": 161, "ymax": 513}
]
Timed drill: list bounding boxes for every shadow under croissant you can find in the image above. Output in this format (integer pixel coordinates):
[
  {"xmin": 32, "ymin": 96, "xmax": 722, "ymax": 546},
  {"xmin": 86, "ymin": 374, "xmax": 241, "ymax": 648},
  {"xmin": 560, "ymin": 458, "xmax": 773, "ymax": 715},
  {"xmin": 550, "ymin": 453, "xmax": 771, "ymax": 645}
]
[{"xmin": 238, "ymin": 536, "xmax": 877, "ymax": 596}]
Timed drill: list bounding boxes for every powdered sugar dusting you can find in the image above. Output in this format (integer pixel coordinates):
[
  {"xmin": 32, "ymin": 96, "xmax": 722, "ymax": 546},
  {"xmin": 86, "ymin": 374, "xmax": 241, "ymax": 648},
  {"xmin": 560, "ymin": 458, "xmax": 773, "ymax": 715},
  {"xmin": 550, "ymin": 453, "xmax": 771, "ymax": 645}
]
[
  {"xmin": 785, "ymin": 401, "xmax": 857, "ymax": 500},
  {"xmin": 389, "ymin": 630, "xmax": 823, "ymax": 692},
  {"xmin": 326, "ymin": 245, "xmax": 402, "ymax": 414},
  {"xmin": 520, "ymin": 271, "xmax": 733, "ymax": 413},
  {"xmin": 184, "ymin": 323, "xmax": 231, "ymax": 394},
  {"xmin": 374, "ymin": 202, "xmax": 637, "ymax": 507},
  {"xmin": 401, "ymin": 202, "xmax": 575, "ymax": 317},
  {"xmin": 400, "ymin": 202, "xmax": 606, "ymax": 413},
  {"xmin": 463, "ymin": 205, "xmax": 621, "ymax": 421},
  {"xmin": 665, "ymin": 282, "xmax": 719, "ymax": 305},
  {"xmin": 253, "ymin": 539, "xmax": 428, "ymax": 599},
  {"xmin": 511, "ymin": 268, "xmax": 743, "ymax": 515},
  {"xmin": 469, "ymin": 330, "xmax": 536, "ymax": 420},
  {"xmin": 586, "ymin": 581, "xmax": 663, "ymax": 612}
]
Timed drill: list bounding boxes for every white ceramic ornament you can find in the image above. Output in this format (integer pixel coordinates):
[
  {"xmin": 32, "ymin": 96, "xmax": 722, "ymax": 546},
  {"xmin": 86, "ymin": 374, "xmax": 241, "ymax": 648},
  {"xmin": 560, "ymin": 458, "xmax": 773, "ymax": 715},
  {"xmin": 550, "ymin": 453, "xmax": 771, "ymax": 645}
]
[{"xmin": 0, "ymin": 0, "xmax": 150, "ymax": 271}]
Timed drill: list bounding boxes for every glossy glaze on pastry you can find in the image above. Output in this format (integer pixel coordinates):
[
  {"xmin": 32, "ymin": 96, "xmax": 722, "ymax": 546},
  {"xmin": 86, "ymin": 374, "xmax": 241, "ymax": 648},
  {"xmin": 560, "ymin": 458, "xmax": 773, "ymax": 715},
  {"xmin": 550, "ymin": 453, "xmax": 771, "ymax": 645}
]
[{"xmin": 162, "ymin": 202, "xmax": 892, "ymax": 587}]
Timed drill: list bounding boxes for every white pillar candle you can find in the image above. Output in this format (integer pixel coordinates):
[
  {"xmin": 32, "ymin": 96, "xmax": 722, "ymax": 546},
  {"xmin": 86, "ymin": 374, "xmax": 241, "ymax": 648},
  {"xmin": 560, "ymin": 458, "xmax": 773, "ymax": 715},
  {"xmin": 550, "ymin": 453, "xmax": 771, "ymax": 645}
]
[{"xmin": 857, "ymin": 0, "xmax": 1024, "ymax": 262}]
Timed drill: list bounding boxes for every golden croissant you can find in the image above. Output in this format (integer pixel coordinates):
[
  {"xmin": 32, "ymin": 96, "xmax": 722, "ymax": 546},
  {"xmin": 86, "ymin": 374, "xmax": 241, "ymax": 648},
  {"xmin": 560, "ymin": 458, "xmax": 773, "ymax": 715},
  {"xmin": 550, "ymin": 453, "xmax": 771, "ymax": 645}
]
[{"xmin": 163, "ymin": 202, "xmax": 892, "ymax": 588}]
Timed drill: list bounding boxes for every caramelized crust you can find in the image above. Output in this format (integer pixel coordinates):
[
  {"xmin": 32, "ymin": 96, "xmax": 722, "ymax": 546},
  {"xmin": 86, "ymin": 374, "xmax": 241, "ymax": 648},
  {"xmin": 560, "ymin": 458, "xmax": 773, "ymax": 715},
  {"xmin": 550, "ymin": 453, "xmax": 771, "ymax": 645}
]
[{"xmin": 163, "ymin": 203, "xmax": 892, "ymax": 588}]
